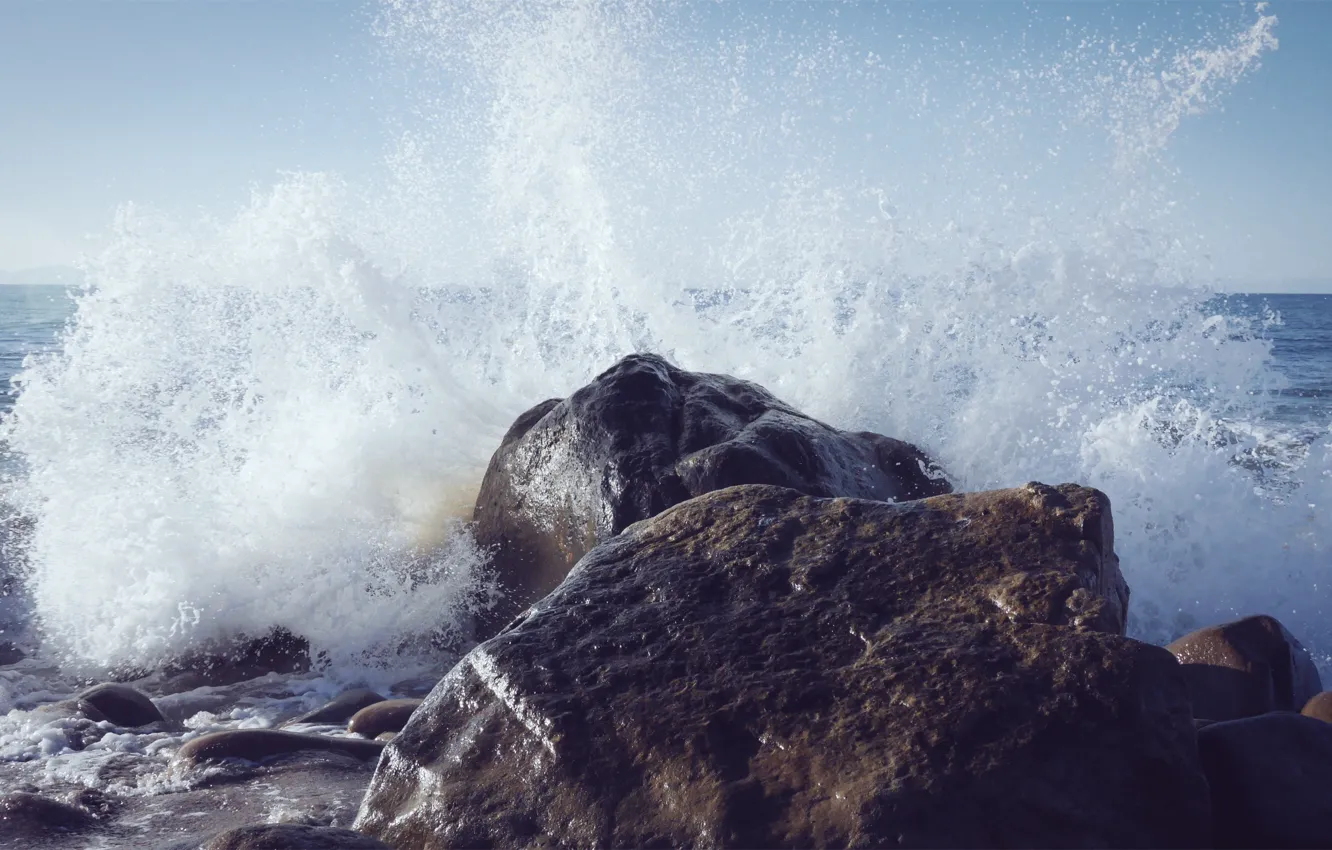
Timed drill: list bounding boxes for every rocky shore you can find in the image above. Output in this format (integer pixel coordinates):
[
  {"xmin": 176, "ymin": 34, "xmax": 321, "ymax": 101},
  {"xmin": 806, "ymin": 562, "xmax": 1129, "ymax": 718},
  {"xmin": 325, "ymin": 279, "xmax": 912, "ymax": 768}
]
[{"xmin": 3, "ymin": 354, "xmax": 1330, "ymax": 848}]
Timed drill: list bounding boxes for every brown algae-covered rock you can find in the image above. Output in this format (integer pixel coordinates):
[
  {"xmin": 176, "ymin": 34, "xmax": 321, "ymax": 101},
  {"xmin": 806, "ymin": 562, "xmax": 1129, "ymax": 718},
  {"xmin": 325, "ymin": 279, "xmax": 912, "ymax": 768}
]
[
  {"xmin": 472, "ymin": 353, "xmax": 952, "ymax": 638},
  {"xmin": 356, "ymin": 484, "xmax": 1205, "ymax": 848}
]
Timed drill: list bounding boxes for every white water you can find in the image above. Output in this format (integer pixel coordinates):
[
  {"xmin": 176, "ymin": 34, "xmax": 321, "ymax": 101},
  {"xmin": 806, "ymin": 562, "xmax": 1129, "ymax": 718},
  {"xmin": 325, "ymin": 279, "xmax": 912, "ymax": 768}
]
[{"xmin": 2, "ymin": 1, "xmax": 1327, "ymax": 676}]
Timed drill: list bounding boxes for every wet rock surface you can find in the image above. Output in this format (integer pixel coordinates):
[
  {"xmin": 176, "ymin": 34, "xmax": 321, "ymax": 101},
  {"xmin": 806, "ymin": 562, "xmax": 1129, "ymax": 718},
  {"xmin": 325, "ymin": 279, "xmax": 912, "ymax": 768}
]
[
  {"xmin": 472, "ymin": 353, "xmax": 952, "ymax": 638},
  {"xmin": 357, "ymin": 483, "xmax": 1207, "ymax": 849},
  {"xmin": 284, "ymin": 688, "xmax": 387, "ymax": 727},
  {"xmin": 348, "ymin": 699, "xmax": 422, "ymax": 739},
  {"xmin": 1197, "ymin": 712, "xmax": 1332, "ymax": 848},
  {"xmin": 76, "ymin": 682, "xmax": 165, "ymax": 727},
  {"xmin": 202, "ymin": 823, "xmax": 391, "ymax": 849},
  {"xmin": 175, "ymin": 729, "xmax": 385, "ymax": 767},
  {"xmin": 1168, "ymin": 615, "xmax": 1323, "ymax": 722}
]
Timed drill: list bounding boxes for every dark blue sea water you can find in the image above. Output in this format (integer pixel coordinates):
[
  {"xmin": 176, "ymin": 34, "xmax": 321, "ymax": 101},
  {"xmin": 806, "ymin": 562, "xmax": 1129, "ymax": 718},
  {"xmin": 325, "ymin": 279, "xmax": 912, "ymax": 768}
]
[
  {"xmin": 1218, "ymin": 294, "xmax": 1332, "ymax": 429},
  {"xmin": 0, "ymin": 286, "xmax": 71, "ymax": 420}
]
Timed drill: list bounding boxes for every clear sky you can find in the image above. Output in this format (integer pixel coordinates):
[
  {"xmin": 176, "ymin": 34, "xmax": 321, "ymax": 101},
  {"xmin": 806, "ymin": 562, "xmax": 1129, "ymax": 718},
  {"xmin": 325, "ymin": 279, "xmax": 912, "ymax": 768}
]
[{"xmin": 1, "ymin": 1, "xmax": 1329, "ymax": 289}]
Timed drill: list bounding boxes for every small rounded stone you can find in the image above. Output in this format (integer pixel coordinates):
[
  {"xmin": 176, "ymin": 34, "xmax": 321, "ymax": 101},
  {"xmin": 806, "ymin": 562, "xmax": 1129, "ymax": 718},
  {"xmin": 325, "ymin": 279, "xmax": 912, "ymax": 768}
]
[
  {"xmin": 348, "ymin": 699, "xmax": 423, "ymax": 739},
  {"xmin": 77, "ymin": 682, "xmax": 165, "ymax": 727}
]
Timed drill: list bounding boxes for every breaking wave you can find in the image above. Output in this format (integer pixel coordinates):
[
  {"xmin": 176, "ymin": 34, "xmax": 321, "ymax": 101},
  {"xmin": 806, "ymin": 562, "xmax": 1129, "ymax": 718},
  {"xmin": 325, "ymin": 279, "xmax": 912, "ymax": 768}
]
[{"xmin": 4, "ymin": 1, "xmax": 1325, "ymax": 673}]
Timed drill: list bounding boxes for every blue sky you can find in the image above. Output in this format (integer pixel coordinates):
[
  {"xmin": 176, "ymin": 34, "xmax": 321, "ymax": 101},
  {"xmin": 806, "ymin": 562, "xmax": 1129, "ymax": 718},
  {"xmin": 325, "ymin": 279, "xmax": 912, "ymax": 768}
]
[
  {"xmin": 1, "ymin": 1, "xmax": 1329, "ymax": 290},
  {"xmin": 0, "ymin": 1, "xmax": 388, "ymax": 272}
]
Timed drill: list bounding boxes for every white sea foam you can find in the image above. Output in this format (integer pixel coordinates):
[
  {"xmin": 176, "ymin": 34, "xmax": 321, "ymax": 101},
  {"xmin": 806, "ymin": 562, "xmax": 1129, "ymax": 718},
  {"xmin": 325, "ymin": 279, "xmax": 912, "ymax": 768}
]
[{"xmin": 1, "ymin": 1, "xmax": 1326, "ymax": 678}]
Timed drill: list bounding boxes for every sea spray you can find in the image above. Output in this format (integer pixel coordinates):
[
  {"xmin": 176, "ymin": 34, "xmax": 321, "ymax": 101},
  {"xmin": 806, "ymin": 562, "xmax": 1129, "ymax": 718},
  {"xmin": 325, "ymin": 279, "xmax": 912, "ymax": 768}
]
[
  {"xmin": 2, "ymin": 1, "xmax": 1326, "ymax": 674},
  {"xmin": 2, "ymin": 184, "xmax": 501, "ymax": 672}
]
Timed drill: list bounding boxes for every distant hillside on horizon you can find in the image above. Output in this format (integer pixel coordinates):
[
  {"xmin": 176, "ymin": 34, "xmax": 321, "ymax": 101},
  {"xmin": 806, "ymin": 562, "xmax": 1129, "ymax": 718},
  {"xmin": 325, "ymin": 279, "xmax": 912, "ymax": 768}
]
[{"xmin": 0, "ymin": 266, "xmax": 83, "ymax": 287}]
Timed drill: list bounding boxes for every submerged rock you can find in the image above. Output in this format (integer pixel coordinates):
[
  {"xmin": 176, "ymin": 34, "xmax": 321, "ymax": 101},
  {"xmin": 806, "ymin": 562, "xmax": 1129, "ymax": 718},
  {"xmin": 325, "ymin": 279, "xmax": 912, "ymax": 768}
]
[
  {"xmin": 203, "ymin": 824, "xmax": 390, "ymax": 850},
  {"xmin": 472, "ymin": 353, "xmax": 951, "ymax": 638},
  {"xmin": 1197, "ymin": 712, "xmax": 1332, "ymax": 848},
  {"xmin": 357, "ymin": 484, "xmax": 1205, "ymax": 848},
  {"xmin": 1167, "ymin": 615, "xmax": 1323, "ymax": 722},
  {"xmin": 77, "ymin": 682, "xmax": 165, "ymax": 728},
  {"xmin": 284, "ymin": 688, "xmax": 386, "ymax": 727},
  {"xmin": 348, "ymin": 699, "xmax": 422, "ymax": 739},
  {"xmin": 175, "ymin": 730, "xmax": 385, "ymax": 767}
]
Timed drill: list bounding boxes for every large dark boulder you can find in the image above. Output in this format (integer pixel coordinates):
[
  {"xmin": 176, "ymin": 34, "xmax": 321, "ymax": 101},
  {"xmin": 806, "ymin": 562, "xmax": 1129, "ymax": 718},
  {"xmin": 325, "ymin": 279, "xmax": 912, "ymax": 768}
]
[
  {"xmin": 1197, "ymin": 712, "xmax": 1332, "ymax": 848},
  {"xmin": 357, "ymin": 484, "xmax": 1205, "ymax": 849},
  {"xmin": 1167, "ymin": 615, "xmax": 1323, "ymax": 722},
  {"xmin": 472, "ymin": 354, "xmax": 952, "ymax": 638}
]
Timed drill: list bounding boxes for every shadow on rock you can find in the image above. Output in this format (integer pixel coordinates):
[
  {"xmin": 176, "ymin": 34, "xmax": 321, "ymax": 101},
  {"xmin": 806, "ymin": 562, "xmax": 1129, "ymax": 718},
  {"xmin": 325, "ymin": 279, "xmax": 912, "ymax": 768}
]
[{"xmin": 1198, "ymin": 712, "xmax": 1332, "ymax": 848}]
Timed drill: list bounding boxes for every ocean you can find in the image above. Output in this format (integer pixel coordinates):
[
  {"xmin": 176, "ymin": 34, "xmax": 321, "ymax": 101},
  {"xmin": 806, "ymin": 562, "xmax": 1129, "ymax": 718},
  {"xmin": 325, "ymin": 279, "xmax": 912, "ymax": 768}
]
[
  {"xmin": 0, "ymin": 1, "xmax": 1328, "ymax": 845},
  {"xmin": 1224, "ymin": 294, "xmax": 1332, "ymax": 426}
]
